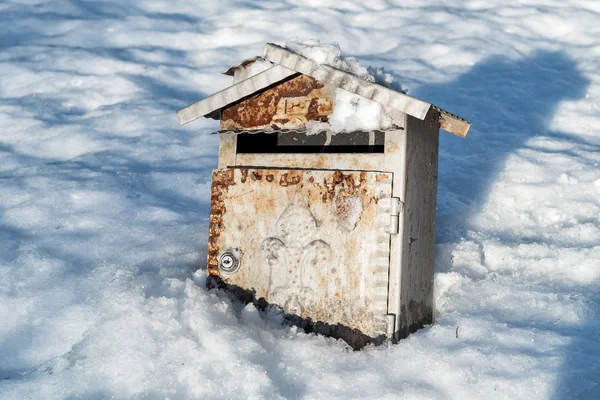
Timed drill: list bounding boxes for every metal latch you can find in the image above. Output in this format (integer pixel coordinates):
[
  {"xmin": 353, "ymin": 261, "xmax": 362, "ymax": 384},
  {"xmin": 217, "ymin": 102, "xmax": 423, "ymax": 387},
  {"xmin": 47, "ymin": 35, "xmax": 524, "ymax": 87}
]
[{"xmin": 386, "ymin": 197, "xmax": 403, "ymax": 234}]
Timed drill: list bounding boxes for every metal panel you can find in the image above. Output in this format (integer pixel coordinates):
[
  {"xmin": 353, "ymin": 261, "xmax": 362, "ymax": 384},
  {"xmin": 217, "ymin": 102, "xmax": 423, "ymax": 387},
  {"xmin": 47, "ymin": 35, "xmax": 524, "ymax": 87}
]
[
  {"xmin": 263, "ymin": 43, "xmax": 432, "ymax": 121},
  {"xmin": 218, "ymin": 133, "xmax": 236, "ymax": 169},
  {"xmin": 435, "ymin": 106, "xmax": 471, "ymax": 138},
  {"xmin": 176, "ymin": 65, "xmax": 297, "ymax": 126},
  {"xmin": 220, "ymin": 74, "xmax": 335, "ymax": 131},
  {"xmin": 383, "ymin": 126, "xmax": 408, "ymax": 337},
  {"xmin": 176, "ymin": 43, "xmax": 471, "ymax": 137},
  {"xmin": 234, "ymin": 153, "xmax": 385, "ymax": 171},
  {"xmin": 208, "ymin": 168, "xmax": 393, "ymax": 338},
  {"xmin": 395, "ymin": 109, "xmax": 439, "ymax": 339}
]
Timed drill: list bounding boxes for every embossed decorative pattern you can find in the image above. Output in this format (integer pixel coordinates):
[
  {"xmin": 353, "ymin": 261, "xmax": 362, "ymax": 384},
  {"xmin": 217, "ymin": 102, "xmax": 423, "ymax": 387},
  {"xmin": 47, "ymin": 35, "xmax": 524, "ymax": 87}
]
[{"xmin": 208, "ymin": 168, "xmax": 393, "ymax": 337}]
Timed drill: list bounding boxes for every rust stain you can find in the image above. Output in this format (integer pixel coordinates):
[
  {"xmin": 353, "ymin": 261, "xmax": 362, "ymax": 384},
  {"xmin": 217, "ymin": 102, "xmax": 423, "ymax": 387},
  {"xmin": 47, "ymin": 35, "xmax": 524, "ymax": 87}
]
[
  {"xmin": 207, "ymin": 169, "xmax": 236, "ymax": 276},
  {"xmin": 323, "ymin": 170, "xmax": 366, "ymax": 202},
  {"xmin": 221, "ymin": 74, "xmax": 333, "ymax": 130},
  {"xmin": 230, "ymin": 189, "xmax": 254, "ymax": 199},
  {"xmin": 359, "ymin": 171, "xmax": 367, "ymax": 185},
  {"xmin": 375, "ymin": 173, "xmax": 389, "ymax": 182},
  {"xmin": 207, "ymin": 168, "xmax": 390, "ymax": 338},
  {"xmin": 251, "ymin": 171, "xmax": 263, "ymax": 181},
  {"xmin": 335, "ymin": 196, "xmax": 353, "ymax": 221},
  {"xmin": 334, "ymin": 195, "xmax": 364, "ymax": 232},
  {"xmin": 386, "ymin": 142, "xmax": 400, "ymax": 153},
  {"xmin": 279, "ymin": 171, "xmax": 302, "ymax": 187},
  {"xmin": 305, "ymin": 98, "xmax": 331, "ymax": 122}
]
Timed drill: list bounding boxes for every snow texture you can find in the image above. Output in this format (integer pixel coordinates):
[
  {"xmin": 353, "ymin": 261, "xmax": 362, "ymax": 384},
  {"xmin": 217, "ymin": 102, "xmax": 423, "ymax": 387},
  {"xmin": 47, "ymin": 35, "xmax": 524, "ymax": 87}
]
[
  {"xmin": 286, "ymin": 39, "xmax": 398, "ymax": 133},
  {"xmin": 245, "ymin": 58, "xmax": 275, "ymax": 78},
  {"xmin": 1, "ymin": 1, "xmax": 600, "ymax": 399},
  {"xmin": 286, "ymin": 39, "xmax": 406, "ymax": 93}
]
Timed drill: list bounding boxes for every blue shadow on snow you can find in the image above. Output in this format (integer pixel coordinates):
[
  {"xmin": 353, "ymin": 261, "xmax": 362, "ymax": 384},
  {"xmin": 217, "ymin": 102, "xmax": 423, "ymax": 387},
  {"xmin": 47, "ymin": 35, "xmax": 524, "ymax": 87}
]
[{"xmin": 412, "ymin": 51, "xmax": 598, "ymax": 399}]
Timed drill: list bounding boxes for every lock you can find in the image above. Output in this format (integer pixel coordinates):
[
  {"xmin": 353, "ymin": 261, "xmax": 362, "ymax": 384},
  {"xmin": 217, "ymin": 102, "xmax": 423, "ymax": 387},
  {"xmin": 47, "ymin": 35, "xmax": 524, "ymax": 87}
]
[{"xmin": 219, "ymin": 251, "xmax": 240, "ymax": 274}]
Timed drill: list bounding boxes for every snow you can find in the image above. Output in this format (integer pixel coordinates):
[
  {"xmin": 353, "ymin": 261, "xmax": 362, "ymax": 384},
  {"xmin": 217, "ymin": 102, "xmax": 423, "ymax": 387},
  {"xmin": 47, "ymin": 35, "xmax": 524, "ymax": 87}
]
[
  {"xmin": 245, "ymin": 58, "xmax": 275, "ymax": 78},
  {"xmin": 286, "ymin": 38, "xmax": 406, "ymax": 94},
  {"xmin": 1, "ymin": 0, "xmax": 600, "ymax": 399},
  {"xmin": 306, "ymin": 88, "xmax": 394, "ymax": 135},
  {"xmin": 327, "ymin": 89, "xmax": 394, "ymax": 133},
  {"xmin": 286, "ymin": 39, "xmax": 374, "ymax": 82},
  {"xmin": 286, "ymin": 39, "xmax": 400, "ymax": 133}
]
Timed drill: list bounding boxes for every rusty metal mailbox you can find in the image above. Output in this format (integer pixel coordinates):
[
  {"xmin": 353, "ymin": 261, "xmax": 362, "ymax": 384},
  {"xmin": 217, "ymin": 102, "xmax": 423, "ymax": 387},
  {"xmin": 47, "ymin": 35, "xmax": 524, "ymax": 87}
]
[{"xmin": 177, "ymin": 43, "xmax": 470, "ymax": 349}]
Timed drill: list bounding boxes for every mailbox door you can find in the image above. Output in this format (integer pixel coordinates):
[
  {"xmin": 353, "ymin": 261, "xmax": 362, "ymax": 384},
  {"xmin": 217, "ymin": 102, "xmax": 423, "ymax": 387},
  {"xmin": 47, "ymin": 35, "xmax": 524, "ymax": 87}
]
[{"xmin": 208, "ymin": 168, "xmax": 393, "ymax": 338}]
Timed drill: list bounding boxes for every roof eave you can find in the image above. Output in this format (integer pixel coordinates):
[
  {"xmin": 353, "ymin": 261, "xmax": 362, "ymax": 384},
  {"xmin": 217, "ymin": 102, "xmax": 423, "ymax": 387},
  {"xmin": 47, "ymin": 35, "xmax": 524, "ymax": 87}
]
[
  {"xmin": 176, "ymin": 43, "xmax": 471, "ymax": 137},
  {"xmin": 262, "ymin": 43, "xmax": 432, "ymax": 120},
  {"xmin": 263, "ymin": 43, "xmax": 470, "ymax": 138},
  {"xmin": 222, "ymin": 56, "xmax": 261, "ymax": 76},
  {"xmin": 176, "ymin": 65, "xmax": 297, "ymax": 126}
]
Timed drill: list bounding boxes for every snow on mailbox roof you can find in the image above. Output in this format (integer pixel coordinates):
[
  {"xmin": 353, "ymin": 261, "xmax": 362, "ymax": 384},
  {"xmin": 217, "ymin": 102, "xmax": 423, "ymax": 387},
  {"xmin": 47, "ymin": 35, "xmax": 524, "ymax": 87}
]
[{"xmin": 177, "ymin": 42, "xmax": 470, "ymax": 137}]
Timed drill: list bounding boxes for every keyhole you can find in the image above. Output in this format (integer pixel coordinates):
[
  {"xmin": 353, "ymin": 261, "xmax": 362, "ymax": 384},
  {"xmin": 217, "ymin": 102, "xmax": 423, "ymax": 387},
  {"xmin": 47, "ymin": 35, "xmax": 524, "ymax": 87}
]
[{"xmin": 219, "ymin": 252, "xmax": 239, "ymax": 274}]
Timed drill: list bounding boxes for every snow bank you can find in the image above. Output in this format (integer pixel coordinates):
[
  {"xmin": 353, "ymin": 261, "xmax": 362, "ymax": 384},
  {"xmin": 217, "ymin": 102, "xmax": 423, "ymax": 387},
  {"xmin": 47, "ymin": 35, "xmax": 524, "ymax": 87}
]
[{"xmin": 1, "ymin": 0, "xmax": 600, "ymax": 399}]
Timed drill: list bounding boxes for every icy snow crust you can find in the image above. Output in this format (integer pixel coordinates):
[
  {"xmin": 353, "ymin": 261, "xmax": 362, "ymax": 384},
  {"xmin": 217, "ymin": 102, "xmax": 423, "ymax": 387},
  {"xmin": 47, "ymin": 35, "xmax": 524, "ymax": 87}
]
[{"xmin": 1, "ymin": 1, "xmax": 600, "ymax": 399}]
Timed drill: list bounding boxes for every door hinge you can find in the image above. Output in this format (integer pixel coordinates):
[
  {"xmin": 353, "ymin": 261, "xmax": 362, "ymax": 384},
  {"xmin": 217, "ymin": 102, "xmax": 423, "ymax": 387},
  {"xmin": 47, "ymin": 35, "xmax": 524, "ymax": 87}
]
[{"xmin": 385, "ymin": 197, "xmax": 403, "ymax": 234}]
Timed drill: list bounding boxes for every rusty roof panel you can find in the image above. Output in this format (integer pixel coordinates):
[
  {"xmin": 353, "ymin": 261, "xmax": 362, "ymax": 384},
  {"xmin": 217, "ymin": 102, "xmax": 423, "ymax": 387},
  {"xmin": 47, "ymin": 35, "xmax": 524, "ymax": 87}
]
[
  {"xmin": 177, "ymin": 65, "xmax": 298, "ymax": 126},
  {"xmin": 221, "ymin": 74, "xmax": 334, "ymax": 131}
]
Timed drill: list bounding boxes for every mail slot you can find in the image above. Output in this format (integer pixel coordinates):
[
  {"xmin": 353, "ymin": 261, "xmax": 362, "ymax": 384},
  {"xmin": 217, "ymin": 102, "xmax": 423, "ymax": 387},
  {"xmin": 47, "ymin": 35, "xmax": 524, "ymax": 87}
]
[{"xmin": 177, "ymin": 43, "xmax": 470, "ymax": 349}]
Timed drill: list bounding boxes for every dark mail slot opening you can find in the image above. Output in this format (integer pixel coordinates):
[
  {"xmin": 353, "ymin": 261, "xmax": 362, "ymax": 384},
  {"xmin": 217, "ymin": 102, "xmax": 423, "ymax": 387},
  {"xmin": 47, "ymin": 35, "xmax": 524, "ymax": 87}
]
[{"xmin": 236, "ymin": 131, "xmax": 385, "ymax": 154}]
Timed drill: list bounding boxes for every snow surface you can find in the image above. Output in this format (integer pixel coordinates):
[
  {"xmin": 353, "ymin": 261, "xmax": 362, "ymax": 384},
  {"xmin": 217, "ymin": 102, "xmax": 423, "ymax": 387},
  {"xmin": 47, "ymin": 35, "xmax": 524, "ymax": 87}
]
[{"xmin": 1, "ymin": 1, "xmax": 600, "ymax": 399}]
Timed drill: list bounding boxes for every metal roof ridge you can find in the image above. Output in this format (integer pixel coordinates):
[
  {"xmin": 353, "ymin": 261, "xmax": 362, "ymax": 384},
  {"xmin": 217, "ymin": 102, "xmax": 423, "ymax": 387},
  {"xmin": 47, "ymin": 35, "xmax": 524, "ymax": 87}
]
[
  {"xmin": 176, "ymin": 64, "xmax": 297, "ymax": 126},
  {"xmin": 263, "ymin": 43, "xmax": 470, "ymax": 137},
  {"xmin": 263, "ymin": 43, "xmax": 431, "ymax": 120},
  {"xmin": 176, "ymin": 42, "xmax": 471, "ymax": 137}
]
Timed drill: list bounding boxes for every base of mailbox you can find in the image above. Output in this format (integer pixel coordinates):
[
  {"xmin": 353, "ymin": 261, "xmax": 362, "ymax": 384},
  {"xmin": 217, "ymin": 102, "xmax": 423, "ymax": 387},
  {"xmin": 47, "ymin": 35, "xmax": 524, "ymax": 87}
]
[{"xmin": 207, "ymin": 275, "xmax": 388, "ymax": 350}]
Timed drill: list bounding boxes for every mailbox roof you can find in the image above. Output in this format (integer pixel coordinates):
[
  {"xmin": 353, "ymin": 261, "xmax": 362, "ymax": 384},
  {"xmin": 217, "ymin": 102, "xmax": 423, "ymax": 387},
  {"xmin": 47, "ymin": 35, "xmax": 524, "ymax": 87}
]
[
  {"xmin": 177, "ymin": 43, "xmax": 470, "ymax": 137},
  {"xmin": 222, "ymin": 56, "xmax": 261, "ymax": 76}
]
